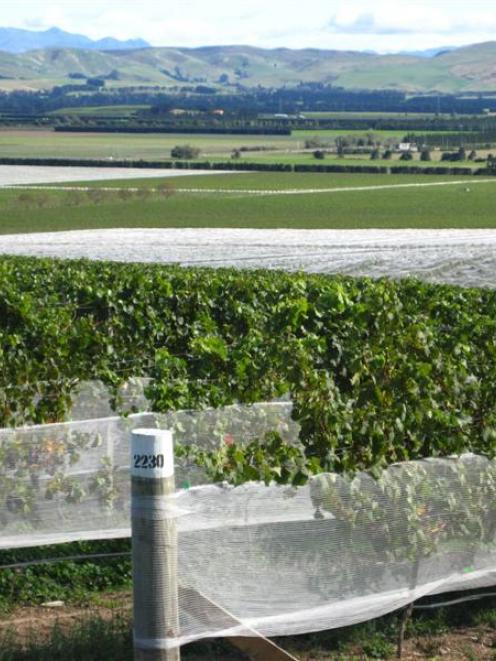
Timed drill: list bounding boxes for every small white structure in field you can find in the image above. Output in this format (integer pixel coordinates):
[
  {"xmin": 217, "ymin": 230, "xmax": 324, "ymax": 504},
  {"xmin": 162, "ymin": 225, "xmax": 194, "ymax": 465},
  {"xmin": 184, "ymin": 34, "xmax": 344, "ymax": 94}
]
[{"xmin": 397, "ymin": 142, "xmax": 419, "ymax": 153}]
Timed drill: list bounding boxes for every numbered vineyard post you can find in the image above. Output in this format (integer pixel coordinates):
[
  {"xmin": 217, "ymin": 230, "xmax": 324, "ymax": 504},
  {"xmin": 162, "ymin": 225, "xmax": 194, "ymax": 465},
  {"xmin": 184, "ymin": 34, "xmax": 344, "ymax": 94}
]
[{"xmin": 131, "ymin": 429, "xmax": 180, "ymax": 661}]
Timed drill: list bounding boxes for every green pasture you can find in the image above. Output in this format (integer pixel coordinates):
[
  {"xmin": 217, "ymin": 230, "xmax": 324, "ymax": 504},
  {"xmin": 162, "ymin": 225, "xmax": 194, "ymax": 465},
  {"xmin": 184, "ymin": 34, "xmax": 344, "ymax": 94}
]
[
  {"xmin": 0, "ymin": 129, "xmax": 296, "ymax": 159},
  {"xmin": 301, "ymin": 111, "xmax": 458, "ymax": 119},
  {"xmin": 292, "ymin": 128, "xmax": 406, "ymax": 140},
  {"xmin": 0, "ymin": 129, "xmax": 488, "ymax": 169},
  {"xmin": 50, "ymin": 105, "xmax": 151, "ymax": 117},
  {"xmin": 1, "ymin": 171, "xmax": 495, "ymax": 233},
  {"xmin": 82, "ymin": 171, "xmax": 477, "ymax": 190},
  {"xmin": 0, "ymin": 128, "xmax": 426, "ymax": 160}
]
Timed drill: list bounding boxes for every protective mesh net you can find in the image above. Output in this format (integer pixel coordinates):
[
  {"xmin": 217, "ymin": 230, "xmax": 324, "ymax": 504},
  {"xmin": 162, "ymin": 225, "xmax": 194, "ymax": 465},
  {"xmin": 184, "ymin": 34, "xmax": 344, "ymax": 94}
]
[
  {"xmin": 1, "ymin": 396, "xmax": 495, "ymax": 645},
  {"xmin": 0, "ymin": 397, "xmax": 296, "ymax": 548},
  {"xmin": 171, "ymin": 454, "xmax": 496, "ymax": 644}
]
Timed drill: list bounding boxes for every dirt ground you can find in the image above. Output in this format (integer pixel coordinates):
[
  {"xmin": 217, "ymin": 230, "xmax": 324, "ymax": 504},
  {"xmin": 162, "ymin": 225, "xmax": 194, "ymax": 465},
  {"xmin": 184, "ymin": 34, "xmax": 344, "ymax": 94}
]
[
  {"xmin": 398, "ymin": 629, "xmax": 495, "ymax": 660},
  {"xmin": 286, "ymin": 627, "xmax": 496, "ymax": 660},
  {"xmin": 0, "ymin": 594, "xmax": 130, "ymax": 642},
  {"xmin": 1, "ymin": 594, "xmax": 495, "ymax": 660}
]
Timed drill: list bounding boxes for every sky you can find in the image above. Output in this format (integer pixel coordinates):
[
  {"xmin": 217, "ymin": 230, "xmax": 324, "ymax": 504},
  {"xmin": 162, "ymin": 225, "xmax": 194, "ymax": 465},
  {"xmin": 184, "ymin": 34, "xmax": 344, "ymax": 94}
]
[{"xmin": 2, "ymin": 0, "xmax": 496, "ymax": 52}]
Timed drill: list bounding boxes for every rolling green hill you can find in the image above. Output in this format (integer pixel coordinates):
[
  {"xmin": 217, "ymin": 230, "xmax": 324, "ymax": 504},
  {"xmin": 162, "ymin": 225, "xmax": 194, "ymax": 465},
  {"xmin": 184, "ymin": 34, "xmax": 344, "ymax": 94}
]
[{"xmin": 1, "ymin": 41, "xmax": 496, "ymax": 92}]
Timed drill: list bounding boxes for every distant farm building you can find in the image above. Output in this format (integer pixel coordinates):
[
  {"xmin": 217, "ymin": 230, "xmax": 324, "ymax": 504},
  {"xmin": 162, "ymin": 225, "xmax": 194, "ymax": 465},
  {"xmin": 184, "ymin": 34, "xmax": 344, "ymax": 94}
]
[{"xmin": 397, "ymin": 142, "xmax": 418, "ymax": 153}]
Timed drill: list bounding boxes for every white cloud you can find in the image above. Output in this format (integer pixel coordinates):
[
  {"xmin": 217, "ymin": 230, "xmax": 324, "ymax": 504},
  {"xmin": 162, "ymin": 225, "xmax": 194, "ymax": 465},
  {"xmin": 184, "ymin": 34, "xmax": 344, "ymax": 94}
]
[
  {"xmin": 328, "ymin": 12, "xmax": 413, "ymax": 35},
  {"xmin": 327, "ymin": 1, "xmax": 496, "ymax": 38}
]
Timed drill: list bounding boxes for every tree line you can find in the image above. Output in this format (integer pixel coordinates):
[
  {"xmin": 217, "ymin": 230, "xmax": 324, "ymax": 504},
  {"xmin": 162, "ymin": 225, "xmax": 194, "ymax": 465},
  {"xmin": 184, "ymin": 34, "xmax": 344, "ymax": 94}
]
[{"xmin": 1, "ymin": 83, "xmax": 496, "ymax": 118}]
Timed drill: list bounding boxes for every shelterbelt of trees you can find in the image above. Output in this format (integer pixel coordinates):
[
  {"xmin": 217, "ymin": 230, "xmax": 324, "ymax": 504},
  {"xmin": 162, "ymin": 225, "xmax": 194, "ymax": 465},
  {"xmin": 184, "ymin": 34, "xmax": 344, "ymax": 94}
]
[{"xmin": 1, "ymin": 83, "xmax": 496, "ymax": 118}]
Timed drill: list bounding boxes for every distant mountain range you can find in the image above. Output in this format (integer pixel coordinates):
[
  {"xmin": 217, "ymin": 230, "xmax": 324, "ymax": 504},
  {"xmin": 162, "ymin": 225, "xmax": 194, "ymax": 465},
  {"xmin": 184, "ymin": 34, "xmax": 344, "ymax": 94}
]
[
  {"xmin": 0, "ymin": 28, "xmax": 495, "ymax": 94},
  {"xmin": 0, "ymin": 27, "xmax": 463, "ymax": 59},
  {"xmin": 0, "ymin": 27, "xmax": 149, "ymax": 53},
  {"xmin": 399, "ymin": 47, "xmax": 457, "ymax": 58}
]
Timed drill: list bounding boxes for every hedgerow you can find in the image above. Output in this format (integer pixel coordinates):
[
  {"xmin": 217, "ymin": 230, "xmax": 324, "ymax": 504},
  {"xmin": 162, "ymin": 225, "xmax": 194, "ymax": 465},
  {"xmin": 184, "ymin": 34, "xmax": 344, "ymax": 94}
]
[{"xmin": 0, "ymin": 157, "xmax": 495, "ymax": 176}]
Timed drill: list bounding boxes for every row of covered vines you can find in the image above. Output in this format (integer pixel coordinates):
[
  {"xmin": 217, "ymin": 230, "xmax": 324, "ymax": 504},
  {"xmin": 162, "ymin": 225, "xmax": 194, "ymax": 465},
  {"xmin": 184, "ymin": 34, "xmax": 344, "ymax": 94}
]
[{"xmin": 1, "ymin": 256, "xmax": 495, "ymax": 481}]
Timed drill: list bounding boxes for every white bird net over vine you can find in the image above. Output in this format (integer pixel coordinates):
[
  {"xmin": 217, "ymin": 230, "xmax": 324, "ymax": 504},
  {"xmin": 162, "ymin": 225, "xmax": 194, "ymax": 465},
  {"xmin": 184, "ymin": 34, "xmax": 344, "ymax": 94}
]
[
  {"xmin": 0, "ymin": 397, "xmax": 495, "ymax": 645},
  {"xmin": 0, "ymin": 399, "xmax": 297, "ymax": 548},
  {"xmin": 170, "ymin": 454, "xmax": 496, "ymax": 645}
]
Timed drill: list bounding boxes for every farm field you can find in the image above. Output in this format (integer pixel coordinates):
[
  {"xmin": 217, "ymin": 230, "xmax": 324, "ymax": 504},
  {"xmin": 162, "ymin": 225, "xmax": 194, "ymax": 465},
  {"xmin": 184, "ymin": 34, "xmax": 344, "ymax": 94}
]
[
  {"xmin": 0, "ymin": 129, "xmax": 296, "ymax": 160},
  {"xmin": 0, "ymin": 129, "xmax": 306, "ymax": 160},
  {"xmin": 0, "ymin": 128, "xmax": 471, "ymax": 163},
  {"xmin": 0, "ymin": 171, "xmax": 495, "ymax": 235},
  {"xmin": 44, "ymin": 170, "xmax": 488, "ymax": 190},
  {"xmin": 1, "ymin": 170, "xmax": 496, "ymax": 287},
  {"xmin": 49, "ymin": 104, "xmax": 151, "ymax": 116}
]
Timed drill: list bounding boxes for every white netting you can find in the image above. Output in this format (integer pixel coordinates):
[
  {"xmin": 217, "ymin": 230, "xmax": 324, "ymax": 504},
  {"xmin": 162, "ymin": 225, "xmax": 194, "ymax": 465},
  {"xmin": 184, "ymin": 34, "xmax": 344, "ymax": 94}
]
[
  {"xmin": 2, "ymin": 228, "xmax": 496, "ymax": 289},
  {"xmin": 171, "ymin": 454, "xmax": 496, "ymax": 644},
  {"xmin": 0, "ymin": 399, "xmax": 297, "ymax": 548},
  {"xmin": 1, "ymin": 400, "xmax": 495, "ymax": 645}
]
